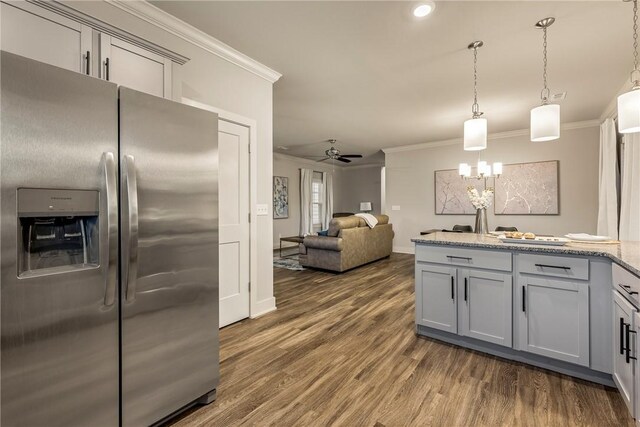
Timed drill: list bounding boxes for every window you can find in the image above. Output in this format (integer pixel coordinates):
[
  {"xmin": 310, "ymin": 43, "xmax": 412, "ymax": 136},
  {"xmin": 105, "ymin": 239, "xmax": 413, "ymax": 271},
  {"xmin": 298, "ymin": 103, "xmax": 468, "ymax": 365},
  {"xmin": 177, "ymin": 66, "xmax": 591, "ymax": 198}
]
[{"xmin": 311, "ymin": 172, "xmax": 323, "ymax": 228}]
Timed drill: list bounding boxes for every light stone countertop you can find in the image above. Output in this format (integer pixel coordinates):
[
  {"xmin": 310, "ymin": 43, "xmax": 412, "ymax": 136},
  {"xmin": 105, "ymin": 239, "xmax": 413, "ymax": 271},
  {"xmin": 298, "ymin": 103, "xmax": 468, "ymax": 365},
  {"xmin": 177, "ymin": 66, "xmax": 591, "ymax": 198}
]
[{"xmin": 412, "ymin": 232, "xmax": 640, "ymax": 277}]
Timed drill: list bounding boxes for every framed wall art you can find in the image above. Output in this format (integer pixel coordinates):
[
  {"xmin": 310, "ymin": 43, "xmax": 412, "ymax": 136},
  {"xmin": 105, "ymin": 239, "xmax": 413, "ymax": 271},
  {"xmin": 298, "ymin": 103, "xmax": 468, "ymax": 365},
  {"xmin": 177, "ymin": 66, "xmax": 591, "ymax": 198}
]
[
  {"xmin": 494, "ymin": 160, "xmax": 559, "ymax": 215},
  {"xmin": 273, "ymin": 176, "xmax": 289, "ymax": 219},
  {"xmin": 434, "ymin": 169, "xmax": 476, "ymax": 215}
]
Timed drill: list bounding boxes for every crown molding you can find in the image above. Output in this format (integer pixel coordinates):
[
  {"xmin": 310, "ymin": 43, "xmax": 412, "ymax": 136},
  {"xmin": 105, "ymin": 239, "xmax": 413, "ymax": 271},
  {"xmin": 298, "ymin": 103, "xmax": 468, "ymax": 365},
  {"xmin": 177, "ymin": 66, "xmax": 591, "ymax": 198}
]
[
  {"xmin": 382, "ymin": 119, "xmax": 601, "ymax": 154},
  {"xmin": 105, "ymin": 0, "xmax": 282, "ymax": 83},
  {"xmin": 26, "ymin": 0, "xmax": 189, "ymax": 64}
]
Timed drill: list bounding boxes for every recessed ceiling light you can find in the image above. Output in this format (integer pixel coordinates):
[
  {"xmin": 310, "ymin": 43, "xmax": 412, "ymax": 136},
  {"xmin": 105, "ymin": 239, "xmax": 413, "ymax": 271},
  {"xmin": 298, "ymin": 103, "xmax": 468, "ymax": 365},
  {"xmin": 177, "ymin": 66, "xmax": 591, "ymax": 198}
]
[{"xmin": 413, "ymin": 2, "xmax": 435, "ymax": 18}]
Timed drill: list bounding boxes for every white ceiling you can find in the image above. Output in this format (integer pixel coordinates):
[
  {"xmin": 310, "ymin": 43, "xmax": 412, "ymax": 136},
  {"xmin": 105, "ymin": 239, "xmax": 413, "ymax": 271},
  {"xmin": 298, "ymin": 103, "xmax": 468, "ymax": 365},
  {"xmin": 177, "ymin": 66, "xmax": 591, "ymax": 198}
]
[{"xmin": 153, "ymin": 1, "xmax": 630, "ymax": 165}]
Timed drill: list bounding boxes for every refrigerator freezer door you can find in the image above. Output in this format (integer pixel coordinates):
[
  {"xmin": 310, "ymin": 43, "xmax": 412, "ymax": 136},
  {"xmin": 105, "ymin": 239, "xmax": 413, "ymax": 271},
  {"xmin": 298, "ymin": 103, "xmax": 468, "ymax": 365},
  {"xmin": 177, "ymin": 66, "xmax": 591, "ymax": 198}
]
[
  {"xmin": 0, "ymin": 51, "xmax": 119, "ymax": 426},
  {"xmin": 119, "ymin": 87, "xmax": 220, "ymax": 426}
]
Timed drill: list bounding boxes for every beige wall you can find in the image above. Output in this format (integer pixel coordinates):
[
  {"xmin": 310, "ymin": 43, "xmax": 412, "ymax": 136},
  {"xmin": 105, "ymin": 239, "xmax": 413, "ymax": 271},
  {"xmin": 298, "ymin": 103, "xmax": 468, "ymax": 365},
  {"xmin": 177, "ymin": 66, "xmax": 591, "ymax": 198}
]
[
  {"xmin": 337, "ymin": 166, "xmax": 383, "ymax": 215},
  {"xmin": 66, "ymin": 1, "xmax": 277, "ymax": 314},
  {"xmin": 272, "ymin": 154, "xmax": 384, "ymax": 248},
  {"xmin": 272, "ymin": 153, "xmax": 343, "ymax": 248},
  {"xmin": 385, "ymin": 125, "xmax": 600, "ymax": 253}
]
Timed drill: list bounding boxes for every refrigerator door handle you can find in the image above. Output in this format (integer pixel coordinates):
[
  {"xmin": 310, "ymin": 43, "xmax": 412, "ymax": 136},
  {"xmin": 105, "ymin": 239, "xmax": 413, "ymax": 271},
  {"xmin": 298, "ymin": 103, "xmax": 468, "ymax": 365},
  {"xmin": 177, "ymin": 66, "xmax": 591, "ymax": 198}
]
[
  {"xmin": 122, "ymin": 155, "xmax": 139, "ymax": 302},
  {"xmin": 102, "ymin": 152, "xmax": 118, "ymax": 306}
]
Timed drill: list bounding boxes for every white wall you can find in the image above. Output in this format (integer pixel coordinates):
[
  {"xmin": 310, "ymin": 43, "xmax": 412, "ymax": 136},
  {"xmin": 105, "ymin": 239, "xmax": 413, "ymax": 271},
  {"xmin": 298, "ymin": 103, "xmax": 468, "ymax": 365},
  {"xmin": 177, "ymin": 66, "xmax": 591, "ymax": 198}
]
[
  {"xmin": 66, "ymin": 0, "xmax": 277, "ymax": 316},
  {"xmin": 385, "ymin": 125, "xmax": 600, "ymax": 253}
]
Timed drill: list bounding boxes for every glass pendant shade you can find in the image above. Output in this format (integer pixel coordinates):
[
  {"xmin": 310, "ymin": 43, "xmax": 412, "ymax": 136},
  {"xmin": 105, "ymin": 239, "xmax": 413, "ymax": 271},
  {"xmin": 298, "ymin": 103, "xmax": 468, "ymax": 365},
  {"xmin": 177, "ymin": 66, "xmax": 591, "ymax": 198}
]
[
  {"xmin": 618, "ymin": 88, "xmax": 640, "ymax": 133},
  {"xmin": 464, "ymin": 118, "xmax": 487, "ymax": 151},
  {"xmin": 530, "ymin": 104, "xmax": 560, "ymax": 142}
]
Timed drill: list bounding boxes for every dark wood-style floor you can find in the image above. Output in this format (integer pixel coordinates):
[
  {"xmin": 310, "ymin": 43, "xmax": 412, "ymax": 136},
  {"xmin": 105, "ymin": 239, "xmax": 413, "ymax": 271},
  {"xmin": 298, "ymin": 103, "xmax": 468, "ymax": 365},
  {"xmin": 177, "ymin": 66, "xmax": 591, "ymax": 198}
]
[{"xmin": 171, "ymin": 253, "xmax": 632, "ymax": 426}]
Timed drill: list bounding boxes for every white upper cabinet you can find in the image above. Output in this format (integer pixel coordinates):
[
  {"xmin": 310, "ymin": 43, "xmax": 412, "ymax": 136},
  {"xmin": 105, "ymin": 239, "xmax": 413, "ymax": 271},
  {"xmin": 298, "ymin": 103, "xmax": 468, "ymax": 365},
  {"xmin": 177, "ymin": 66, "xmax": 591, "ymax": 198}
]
[
  {"xmin": 100, "ymin": 35, "xmax": 172, "ymax": 99},
  {"xmin": 1, "ymin": 1, "xmax": 92, "ymax": 75},
  {"xmin": 1, "ymin": 1, "xmax": 184, "ymax": 99}
]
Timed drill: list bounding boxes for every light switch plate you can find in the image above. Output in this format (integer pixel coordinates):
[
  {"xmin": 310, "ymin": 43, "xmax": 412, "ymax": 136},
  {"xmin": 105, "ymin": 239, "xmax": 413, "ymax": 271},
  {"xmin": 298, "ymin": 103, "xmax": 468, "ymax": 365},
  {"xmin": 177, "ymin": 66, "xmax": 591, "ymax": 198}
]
[
  {"xmin": 391, "ymin": 205, "xmax": 401, "ymax": 211},
  {"xmin": 256, "ymin": 204, "xmax": 269, "ymax": 216}
]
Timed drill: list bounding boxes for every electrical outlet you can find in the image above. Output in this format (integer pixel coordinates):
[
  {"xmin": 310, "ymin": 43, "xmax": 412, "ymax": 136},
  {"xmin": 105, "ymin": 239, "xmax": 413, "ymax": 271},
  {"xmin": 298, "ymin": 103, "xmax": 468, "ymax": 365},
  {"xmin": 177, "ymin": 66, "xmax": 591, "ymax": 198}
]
[
  {"xmin": 392, "ymin": 205, "xmax": 401, "ymax": 211},
  {"xmin": 256, "ymin": 204, "xmax": 269, "ymax": 216}
]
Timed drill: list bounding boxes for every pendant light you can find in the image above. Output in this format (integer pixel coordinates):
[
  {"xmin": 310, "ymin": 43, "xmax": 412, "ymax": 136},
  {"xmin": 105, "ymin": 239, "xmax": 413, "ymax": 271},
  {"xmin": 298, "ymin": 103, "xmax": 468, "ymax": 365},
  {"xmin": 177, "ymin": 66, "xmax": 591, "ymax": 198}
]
[
  {"xmin": 618, "ymin": 0, "xmax": 640, "ymax": 134},
  {"xmin": 464, "ymin": 41, "xmax": 487, "ymax": 151},
  {"xmin": 531, "ymin": 17, "xmax": 560, "ymax": 142}
]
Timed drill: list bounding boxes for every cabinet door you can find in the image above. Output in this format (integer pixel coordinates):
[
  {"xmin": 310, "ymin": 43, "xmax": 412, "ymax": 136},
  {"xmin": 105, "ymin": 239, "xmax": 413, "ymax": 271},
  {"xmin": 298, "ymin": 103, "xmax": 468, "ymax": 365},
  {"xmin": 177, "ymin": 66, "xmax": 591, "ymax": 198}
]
[
  {"xmin": 614, "ymin": 291, "xmax": 636, "ymax": 418},
  {"xmin": 1, "ymin": 1, "xmax": 92, "ymax": 75},
  {"xmin": 100, "ymin": 34, "xmax": 172, "ymax": 99},
  {"xmin": 459, "ymin": 270, "xmax": 512, "ymax": 347},
  {"xmin": 415, "ymin": 264, "xmax": 457, "ymax": 333},
  {"xmin": 517, "ymin": 276, "xmax": 590, "ymax": 366}
]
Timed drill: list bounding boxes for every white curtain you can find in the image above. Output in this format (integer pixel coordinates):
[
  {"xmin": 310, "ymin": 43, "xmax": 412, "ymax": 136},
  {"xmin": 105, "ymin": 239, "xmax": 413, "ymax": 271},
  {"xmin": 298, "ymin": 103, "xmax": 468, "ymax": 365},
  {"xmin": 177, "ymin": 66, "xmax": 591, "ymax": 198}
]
[
  {"xmin": 620, "ymin": 133, "xmax": 640, "ymax": 241},
  {"xmin": 597, "ymin": 119, "xmax": 619, "ymax": 239},
  {"xmin": 299, "ymin": 168, "xmax": 314, "ymax": 236},
  {"xmin": 321, "ymin": 172, "xmax": 334, "ymax": 229}
]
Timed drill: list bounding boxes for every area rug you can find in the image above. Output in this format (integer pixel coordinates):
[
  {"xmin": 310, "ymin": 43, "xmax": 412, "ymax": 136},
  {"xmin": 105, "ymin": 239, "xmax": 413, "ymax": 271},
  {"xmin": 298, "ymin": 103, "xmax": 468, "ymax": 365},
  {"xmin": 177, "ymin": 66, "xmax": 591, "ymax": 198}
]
[{"xmin": 273, "ymin": 255, "xmax": 305, "ymax": 271}]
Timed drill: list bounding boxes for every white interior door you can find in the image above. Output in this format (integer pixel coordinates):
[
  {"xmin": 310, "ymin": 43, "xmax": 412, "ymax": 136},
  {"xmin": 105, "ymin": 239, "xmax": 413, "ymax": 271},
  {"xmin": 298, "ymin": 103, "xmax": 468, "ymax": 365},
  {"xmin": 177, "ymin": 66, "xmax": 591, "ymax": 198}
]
[{"xmin": 218, "ymin": 120, "xmax": 250, "ymax": 327}]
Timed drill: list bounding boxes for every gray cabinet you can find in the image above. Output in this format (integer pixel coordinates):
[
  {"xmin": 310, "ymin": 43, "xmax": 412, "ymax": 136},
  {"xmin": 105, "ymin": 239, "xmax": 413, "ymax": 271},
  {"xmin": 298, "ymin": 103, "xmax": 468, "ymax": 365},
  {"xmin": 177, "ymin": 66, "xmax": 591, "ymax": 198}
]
[
  {"xmin": 415, "ymin": 264, "xmax": 457, "ymax": 333},
  {"xmin": 459, "ymin": 269, "xmax": 512, "ymax": 347},
  {"xmin": 613, "ymin": 290, "xmax": 637, "ymax": 418},
  {"xmin": 100, "ymin": 34, "xmax": 172, "ymax": 99},
  {"xmin": 517, "ymin": 276, "xmax": 590, "ymax": 367},
  {"xmin": 416, "ymin": 263, "xmax": 512, "ymax": 347},
  {"xmin": 1, "ymin": 1, "xmax": 92, "ymax": 75},
  {"xmin": 1, "ymin": 1, "xmax": 176, "ymax": 99}
]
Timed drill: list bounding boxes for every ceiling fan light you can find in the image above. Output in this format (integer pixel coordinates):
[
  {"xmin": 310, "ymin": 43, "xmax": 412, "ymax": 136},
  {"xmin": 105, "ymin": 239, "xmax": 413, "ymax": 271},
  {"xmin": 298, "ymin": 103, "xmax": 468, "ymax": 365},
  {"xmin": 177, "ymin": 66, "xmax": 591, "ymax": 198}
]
[
  {"xmin": 618, "ymin": 88, "xmax": 640, "ymax": 133},
  {"xmin": 464, "ymin": 118, "xmax": 487, "ymax": 151},
  {"xmin": 530, "ymin": 104, "xmax": 560, "ymax": 142}
]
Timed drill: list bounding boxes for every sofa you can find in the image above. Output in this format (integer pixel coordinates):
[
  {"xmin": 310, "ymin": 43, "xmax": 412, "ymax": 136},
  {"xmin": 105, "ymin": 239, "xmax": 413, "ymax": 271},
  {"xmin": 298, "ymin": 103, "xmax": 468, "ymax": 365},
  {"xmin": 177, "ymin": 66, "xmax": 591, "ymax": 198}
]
[{"xmin": 299, "ymin": 215, "xmax": 394, "ymax": 272}]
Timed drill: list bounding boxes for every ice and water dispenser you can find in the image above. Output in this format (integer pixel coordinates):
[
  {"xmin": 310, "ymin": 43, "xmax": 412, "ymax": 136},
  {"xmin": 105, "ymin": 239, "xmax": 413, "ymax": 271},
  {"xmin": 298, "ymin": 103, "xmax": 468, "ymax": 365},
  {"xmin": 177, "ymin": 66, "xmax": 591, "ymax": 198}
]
[{"xmin": 18, "ymin": 188, "xmax": 100, "ymax": 275}]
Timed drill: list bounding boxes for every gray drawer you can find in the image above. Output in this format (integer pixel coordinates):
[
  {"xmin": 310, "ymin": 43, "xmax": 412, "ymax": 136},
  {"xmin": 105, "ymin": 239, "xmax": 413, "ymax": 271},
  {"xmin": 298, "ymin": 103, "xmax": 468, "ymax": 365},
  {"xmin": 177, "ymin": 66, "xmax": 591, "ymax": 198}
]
[
  {"xmin": 415, "ymin": 244, "xmax": 512, "ymax": 272},
  {"xmin": 518, "ymin": 253, "xmax": 589, "ymax": 281},
  {"xmin": 613, "ymin": 262, "xmax": 640, "ymax": 305}
]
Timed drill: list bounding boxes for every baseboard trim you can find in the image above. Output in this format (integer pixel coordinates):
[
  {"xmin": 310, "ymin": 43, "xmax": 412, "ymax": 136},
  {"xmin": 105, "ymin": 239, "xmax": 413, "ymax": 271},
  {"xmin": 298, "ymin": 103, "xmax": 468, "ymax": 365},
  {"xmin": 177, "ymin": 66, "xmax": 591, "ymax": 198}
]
[
  {"xmin": 393, "ymin": 246, "xmax": 415, "ymax": 254},
  {"xmin": 251, "ymin": 298, "xmax": 277, "ymax": 318},
  {"xmin": 416, "ymin": 325, "xmax": 614, "ymax": 387}
]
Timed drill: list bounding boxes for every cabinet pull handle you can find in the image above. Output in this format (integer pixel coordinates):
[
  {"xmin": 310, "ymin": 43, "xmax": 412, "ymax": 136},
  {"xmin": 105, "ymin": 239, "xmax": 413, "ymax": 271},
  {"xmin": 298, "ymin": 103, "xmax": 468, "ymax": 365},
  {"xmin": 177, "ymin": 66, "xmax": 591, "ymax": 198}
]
[
  {"xmin": 464, "ymin": 277, "xmax": 468, "ymax": 302},
  {"xmin": 625, "ymin": 323, "xmax": 637, "ymax": 364},
  {"xmin": 447, "ymin": 255, "xmax": 472, "ymax": 261},
  {"xmin": 522, "ymin": 286, "xmax": 526, "ymax": 312},
  {"xmin": 104, "ymin": 57, "xmax": 110, "ymax": 81},
  {"xmin": 85, "ymin": 50, "xmax": 90, "ymax": 75},
  {"xmin": 619, "ymin": 284, "xmax": 639, "ymax": 296},
  {"xmin": 451, "ymin": 276, "xmax": 455, "ymax": 300},
  {"xmin": 621, "ymin": 317, "xmax": 626, "ymax": 355},
  {"xmin": 534, "ymin": 263, "xmax": 570, "ymax": 271}
]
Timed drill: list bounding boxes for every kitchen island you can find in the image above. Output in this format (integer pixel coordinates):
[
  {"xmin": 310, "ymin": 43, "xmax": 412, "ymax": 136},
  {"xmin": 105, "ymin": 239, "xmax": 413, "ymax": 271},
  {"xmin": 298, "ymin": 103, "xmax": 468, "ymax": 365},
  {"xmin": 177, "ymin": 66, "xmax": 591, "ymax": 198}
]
[{"xmin": 412, "ymin": 232, "xmax": 640, "ymax": 387}]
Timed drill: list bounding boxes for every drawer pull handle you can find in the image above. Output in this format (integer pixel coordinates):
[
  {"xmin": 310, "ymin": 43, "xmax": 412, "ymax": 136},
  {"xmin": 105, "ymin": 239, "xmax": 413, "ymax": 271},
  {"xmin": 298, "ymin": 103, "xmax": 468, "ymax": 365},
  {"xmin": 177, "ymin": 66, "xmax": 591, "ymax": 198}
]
[
  {"xmin": 621, "ymin": 317, "xmax": 626, "ymax": 355},
  {"xmin": 534, "ymin": 263, "xmax": 571, "ymax": 271},
  {"xmin": 447, "ymin": 255, "xmax": 472, "ymax": 261},
  {"xmin": 450, "ymin": 276, "xmax": 455, "ymax": 300},
  {"xmin": 620, "ymin": 284, "xmax": 639, "ymax": 296},
  {"xmin": 625, "ymin": 323, "xmax": 637, "ymax": 364}
]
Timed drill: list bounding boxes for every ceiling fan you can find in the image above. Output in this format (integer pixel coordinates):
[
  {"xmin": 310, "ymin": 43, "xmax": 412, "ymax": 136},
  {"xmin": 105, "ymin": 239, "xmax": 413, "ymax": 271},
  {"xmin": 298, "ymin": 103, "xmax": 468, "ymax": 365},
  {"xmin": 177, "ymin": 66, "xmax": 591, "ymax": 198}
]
[{"xmin": 315, "ymin": 139, "xmax": 363, "ymax": 163}]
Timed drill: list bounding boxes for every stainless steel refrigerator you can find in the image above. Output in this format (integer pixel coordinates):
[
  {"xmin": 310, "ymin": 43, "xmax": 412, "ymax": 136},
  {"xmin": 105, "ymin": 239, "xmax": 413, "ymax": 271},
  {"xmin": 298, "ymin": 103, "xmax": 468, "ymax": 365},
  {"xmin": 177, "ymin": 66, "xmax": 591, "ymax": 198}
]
[{"xmin": 1, "ymin": 51, "xmax": 220, "ymax": 426}]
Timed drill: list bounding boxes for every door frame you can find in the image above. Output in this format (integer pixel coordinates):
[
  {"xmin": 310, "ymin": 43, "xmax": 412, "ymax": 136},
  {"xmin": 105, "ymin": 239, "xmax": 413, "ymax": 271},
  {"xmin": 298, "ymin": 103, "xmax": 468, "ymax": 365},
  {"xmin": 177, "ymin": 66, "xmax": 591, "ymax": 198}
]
[{"xmin": 181, "ymin": 97, "xmax": 258, "ymax": 319}]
